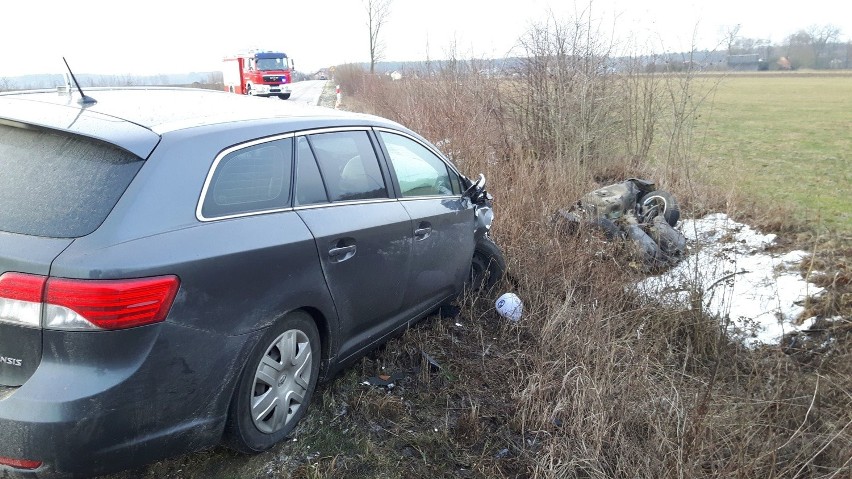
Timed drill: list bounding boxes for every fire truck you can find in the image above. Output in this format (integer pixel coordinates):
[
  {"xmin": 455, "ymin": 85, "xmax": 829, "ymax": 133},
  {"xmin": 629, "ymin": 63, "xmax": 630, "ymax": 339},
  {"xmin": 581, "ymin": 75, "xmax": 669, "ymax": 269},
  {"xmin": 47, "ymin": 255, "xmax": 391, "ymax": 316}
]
[{"xmin": 223, "ymin": 51, "xmax": 294, "ymax": 99}]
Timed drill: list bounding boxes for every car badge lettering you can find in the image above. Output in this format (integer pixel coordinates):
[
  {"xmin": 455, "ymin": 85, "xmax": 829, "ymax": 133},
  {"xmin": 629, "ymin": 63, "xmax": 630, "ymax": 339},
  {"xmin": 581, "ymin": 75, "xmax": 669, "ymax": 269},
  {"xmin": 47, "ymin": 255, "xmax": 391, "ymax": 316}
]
[{"xmin": 0, "ymin": 355, "xmax": 23, "ymax": 367}]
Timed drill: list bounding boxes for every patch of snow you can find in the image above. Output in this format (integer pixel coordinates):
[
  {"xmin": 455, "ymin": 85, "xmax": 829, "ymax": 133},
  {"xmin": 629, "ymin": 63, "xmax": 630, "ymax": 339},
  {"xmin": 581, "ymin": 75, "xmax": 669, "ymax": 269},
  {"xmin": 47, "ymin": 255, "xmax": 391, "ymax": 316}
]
[{"xmin": 636, "ymin": 213, "xmax": 822, "ymax": 347}]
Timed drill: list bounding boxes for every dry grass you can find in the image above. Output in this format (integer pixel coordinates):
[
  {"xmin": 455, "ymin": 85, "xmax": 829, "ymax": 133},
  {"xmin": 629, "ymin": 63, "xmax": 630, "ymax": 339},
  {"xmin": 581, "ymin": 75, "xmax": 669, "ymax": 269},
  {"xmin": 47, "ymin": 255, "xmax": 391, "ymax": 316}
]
[{"xmin": 329, "ymin": 64, "xmax": 852, "ymax": 478}]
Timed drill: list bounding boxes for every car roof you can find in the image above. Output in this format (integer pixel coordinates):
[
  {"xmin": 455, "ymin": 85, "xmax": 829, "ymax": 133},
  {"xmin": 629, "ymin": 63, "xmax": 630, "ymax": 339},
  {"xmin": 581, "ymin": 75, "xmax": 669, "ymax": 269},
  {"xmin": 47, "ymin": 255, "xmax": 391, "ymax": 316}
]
[{"xmin": 0, "ymin": 87, "xmax": 404, "ymax": 158}]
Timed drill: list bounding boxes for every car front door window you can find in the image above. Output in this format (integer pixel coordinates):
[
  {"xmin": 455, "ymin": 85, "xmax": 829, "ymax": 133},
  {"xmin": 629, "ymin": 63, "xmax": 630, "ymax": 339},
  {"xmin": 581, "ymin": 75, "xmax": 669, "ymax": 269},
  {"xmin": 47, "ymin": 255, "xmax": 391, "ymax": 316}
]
[{"xmin": 378, "ymin": 132, "xmax": 456, "ymax": 197}]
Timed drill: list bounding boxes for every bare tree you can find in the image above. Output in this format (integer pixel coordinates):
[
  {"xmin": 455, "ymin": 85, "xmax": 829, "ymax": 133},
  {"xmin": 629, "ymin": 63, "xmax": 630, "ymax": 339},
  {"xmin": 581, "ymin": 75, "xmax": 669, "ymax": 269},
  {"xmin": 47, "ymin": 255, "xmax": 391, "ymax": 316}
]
[
  {"xmin": 807, "ymin": 24, "xmax": 841, "ymax": 68},
  {"xmin": 785, "ymin": 25, "xmax": 841, "ymax": 69},
  {"xmin": 364, "ymin": 0, "xmax": 392, "ymax": 74},
  {"xmin": 722, "ymin": 24, "xmax": 741, "ymax": 55},
  {"xmin": 785, "ymin": 30, "xmax": 815, "ymax": 69}
]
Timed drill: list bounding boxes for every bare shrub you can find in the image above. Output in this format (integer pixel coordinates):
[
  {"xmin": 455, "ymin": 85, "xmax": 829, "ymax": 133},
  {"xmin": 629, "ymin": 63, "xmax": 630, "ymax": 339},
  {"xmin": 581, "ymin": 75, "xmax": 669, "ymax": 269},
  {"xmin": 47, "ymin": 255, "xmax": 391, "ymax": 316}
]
[
  {"xmin": 509, "ymin": 9, "xmax": 621, "ymax": 173},
  {"xmin": 656, "ymin": 59, "xmax": 724, "ymax": 191},
  {"xmin": 334, "ymin": 63, "xmax": 370, "ymax": 97},
  {"xmin": 616, "ymin": 54, "xmax": 664, "ymax": 167}
]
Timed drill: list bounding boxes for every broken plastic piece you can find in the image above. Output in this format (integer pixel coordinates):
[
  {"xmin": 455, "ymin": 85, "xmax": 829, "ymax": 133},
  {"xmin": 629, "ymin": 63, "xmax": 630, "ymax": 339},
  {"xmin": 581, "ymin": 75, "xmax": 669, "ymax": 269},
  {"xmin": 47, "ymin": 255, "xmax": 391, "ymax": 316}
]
[
  {"xmin": 421, "ymin": 352, "xmax": 442, "ymax": 372},
  {"xmin": 362, "ymin": 372, "xmax": 408, "ymax": 389}
]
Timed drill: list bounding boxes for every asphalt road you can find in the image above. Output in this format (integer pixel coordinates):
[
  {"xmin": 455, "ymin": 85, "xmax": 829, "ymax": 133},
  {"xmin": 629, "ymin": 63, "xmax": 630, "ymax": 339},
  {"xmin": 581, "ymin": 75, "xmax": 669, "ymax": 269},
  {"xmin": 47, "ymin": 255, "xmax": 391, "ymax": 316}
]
[{"xmin": 287, "ymin": 79, "xmax": 328, "ymax": 105}]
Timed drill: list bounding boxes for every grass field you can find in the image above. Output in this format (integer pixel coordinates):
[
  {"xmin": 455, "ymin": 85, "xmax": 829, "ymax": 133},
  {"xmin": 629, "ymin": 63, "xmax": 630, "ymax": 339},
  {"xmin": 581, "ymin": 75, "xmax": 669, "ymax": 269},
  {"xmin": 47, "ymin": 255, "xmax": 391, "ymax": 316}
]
[{"xmin": 693, "ymin": 72, "xmax": 852, "ymax": 234}]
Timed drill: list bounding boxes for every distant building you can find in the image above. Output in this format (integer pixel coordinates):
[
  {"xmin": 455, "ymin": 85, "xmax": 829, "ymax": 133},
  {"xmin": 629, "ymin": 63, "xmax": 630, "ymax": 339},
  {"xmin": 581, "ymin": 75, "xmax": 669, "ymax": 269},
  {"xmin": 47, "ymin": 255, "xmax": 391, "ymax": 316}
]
[{"xmin": 727, "ymin": 54, "xmax": 761, "ymax": 71}]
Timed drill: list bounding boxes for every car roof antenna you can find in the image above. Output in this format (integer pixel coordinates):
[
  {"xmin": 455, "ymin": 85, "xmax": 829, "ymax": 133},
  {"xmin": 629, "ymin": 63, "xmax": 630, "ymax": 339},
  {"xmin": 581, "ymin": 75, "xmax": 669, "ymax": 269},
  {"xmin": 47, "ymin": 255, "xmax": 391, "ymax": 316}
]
[{"xmin": 62, "ymin": 57, "xmax": 97, "ymax": 105}]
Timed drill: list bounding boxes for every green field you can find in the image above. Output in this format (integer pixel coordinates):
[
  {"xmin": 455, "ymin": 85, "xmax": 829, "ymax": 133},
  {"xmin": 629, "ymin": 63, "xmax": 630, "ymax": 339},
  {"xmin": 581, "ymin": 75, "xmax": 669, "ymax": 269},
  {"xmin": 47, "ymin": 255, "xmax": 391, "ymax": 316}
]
[{"xmin": 694, "ymin": 73, "xmax": 852, "ymax": 234}]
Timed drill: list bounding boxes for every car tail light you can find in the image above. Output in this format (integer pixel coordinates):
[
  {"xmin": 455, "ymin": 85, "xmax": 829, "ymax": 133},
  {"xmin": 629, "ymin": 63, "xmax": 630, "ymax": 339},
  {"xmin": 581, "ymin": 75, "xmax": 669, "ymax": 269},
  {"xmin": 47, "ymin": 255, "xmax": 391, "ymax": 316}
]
[
  {"xmin": 0, "ymin": 273, "xmax": 179, "ymax": 331},
  {"xmin": 0, "ymin": 456, "xmax": 42, "ymax": 470},
  {"xmin": 45, "ymin": 276, "xmax": 180, "ymax": 330},
  {"xmin": 0, "ymin": 272, "xmax": 45, "ymax": 328}
]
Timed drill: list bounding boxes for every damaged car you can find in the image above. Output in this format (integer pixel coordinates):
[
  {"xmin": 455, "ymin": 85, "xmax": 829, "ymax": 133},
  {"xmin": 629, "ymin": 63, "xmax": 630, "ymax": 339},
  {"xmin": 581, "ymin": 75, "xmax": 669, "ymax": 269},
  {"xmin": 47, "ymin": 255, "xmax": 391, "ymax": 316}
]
[
  {"xmin": 0, "ymin": 86, "xmax": 504, "ymax": 478},
  {"xmin": 556, "ymin": 178, "xmax": 687, "ymax": 267}
]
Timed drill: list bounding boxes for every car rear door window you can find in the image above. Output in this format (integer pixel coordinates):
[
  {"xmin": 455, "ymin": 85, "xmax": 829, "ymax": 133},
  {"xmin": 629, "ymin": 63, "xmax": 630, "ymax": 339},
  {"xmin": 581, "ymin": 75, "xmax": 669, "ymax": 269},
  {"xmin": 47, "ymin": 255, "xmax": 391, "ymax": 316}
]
[
  {"xmin": 378, "ymin": 132, "xmax": 458, "ymax": 197},
  {"xmin": 308, "ymin": 131, "xmax": 388, "ymax": 202},
  {"xmin": 295, "ymin": 136, "xmax": 329, "ymax": 206},
  {"xmin": 201, "ymin": 138, "xmax": 293, "ymax": 218},
  {"xmin": 0, "ymin": 124, "xmax": 144, "ymax": 238}
]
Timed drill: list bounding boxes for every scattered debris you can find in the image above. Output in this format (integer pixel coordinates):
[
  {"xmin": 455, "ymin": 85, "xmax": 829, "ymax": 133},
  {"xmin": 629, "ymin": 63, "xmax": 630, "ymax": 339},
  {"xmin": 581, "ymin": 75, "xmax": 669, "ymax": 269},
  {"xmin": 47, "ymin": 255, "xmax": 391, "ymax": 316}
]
[
  {"xmin": 420, "ymin": 352, "xmax": 442, "ymax": 373},
  {"xmin": 555, "ymin": 182, "xmax": 828, "ymax": 347},
  {"xmin": 362, "ymin": 351, "xmax": 443, "ymax": 389},
  {"xmin": 362, "ymin": 372, "xmax": 409, "ymax": 389}
]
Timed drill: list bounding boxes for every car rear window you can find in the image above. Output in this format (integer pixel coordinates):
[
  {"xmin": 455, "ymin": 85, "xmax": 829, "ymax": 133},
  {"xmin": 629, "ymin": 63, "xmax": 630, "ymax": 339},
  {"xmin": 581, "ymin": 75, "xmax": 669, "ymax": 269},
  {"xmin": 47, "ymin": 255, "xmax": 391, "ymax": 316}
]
[
  {"xmin": 0, "ymin": 123, "xmax": 144, "ymax": 238},
  {"xmin": 200, "ymin": 137, "xmax": 293, "ymax": 219}
]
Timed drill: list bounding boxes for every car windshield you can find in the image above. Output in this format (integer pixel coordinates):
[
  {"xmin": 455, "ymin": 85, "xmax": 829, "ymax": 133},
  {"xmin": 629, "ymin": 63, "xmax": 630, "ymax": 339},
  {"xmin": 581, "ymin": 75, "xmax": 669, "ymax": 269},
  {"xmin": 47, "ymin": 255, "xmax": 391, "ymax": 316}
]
[
  {"xmin": 0, "ymin": 124, "xmax": 143, "ymax": 238},
  {"xmin": 256, "ymin": 57, "xmax": 286, "ymax": 71}
]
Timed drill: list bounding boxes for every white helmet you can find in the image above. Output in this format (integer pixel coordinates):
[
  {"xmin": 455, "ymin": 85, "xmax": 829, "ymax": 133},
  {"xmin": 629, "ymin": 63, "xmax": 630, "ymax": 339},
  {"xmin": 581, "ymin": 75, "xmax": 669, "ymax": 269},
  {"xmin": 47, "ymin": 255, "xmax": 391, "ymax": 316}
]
[{"xmin": 495, "ymin": 293, "xmax": 523, "ymax": 322}]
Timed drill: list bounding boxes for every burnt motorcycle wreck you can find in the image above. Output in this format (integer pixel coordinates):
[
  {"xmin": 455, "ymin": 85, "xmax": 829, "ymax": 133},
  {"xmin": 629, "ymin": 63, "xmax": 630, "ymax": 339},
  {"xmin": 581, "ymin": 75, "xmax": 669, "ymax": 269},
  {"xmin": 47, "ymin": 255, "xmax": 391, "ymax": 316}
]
[{"xmin": 555, "ymin": 179, "xmax": 687, "ymax": 269}]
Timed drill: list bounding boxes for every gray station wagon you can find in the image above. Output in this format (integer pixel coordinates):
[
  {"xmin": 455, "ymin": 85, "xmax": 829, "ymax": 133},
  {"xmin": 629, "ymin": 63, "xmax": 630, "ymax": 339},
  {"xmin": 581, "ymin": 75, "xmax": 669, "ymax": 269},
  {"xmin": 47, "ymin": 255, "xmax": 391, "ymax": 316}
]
[{"xmin": 0, "ymin": 87, "xmax": 505, "ymax": 478}]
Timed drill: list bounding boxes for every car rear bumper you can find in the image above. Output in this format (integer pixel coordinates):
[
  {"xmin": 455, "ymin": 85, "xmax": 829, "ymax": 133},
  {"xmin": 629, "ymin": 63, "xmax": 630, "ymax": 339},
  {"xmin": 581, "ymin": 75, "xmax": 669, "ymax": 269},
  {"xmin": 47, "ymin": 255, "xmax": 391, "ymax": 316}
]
[{"xmin": 0, "ymin": 323, "xmax": 258, "ymax": 478}]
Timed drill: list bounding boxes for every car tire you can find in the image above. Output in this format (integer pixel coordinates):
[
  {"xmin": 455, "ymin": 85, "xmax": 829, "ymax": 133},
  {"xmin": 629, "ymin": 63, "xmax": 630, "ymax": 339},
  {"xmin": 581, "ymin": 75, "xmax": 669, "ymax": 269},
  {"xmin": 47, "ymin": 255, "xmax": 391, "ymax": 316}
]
[
  {"xmin": 641, "ymin": 190, "xmax": 680, "ymax": 227},
  {"xmin": 278, "ymin": 94, "xmax": 291, "ymax": 100},
  {"xmin": 245, "ymin": 84, "xmax": 253, "ymax": 96},
  {"xmin": 469, "ymin": 236, "xmax": 506, "ymax": 293},
  {"xmin": 224, "ymin": 311, "xmax": 321, "ymax": 453}
]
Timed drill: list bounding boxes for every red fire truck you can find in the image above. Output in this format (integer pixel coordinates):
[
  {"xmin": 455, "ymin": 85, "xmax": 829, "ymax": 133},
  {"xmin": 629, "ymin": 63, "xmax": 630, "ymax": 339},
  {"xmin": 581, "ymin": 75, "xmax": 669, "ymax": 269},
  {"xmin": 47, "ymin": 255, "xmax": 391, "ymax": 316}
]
[{"xmin": 223, "ymin": 51, "xmax": 294, "ymax": 99}]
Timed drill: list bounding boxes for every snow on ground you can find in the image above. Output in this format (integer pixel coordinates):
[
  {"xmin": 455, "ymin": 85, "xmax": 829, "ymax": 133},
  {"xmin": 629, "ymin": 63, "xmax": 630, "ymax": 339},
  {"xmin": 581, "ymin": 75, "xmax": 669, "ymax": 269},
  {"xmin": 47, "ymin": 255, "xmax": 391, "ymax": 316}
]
[{"xmin": 636, "ymin": 213, "xmax": 822, "ymax": 347}]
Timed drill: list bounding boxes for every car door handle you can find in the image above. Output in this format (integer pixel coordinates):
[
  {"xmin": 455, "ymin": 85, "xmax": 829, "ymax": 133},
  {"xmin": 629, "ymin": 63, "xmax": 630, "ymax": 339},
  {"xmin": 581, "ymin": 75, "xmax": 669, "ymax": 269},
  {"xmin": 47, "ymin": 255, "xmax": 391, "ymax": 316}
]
[
  {"xmin": 329, "ymin": 245, "xmax": 356, "ymax": 258},
  {"xmin": 414, "ymin": 227, "xmax": 432, "ymax": 240}
]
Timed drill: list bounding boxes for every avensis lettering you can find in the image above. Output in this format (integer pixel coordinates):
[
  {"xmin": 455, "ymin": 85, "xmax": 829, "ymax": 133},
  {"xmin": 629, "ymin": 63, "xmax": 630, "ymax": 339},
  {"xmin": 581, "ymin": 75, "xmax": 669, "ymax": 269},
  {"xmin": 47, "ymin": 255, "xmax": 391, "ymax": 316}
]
[{"xmin": 0, "ymin": 356, "xmax": 23, "ymax": 367}]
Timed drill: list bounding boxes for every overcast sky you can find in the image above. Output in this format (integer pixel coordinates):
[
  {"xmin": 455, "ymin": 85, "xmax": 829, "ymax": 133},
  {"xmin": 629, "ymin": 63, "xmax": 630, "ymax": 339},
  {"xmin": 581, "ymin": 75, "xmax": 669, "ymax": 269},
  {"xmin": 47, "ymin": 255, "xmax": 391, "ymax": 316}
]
[{"xmin": 1, "ymin": 0, "xmax": 848, "ymax": 77}]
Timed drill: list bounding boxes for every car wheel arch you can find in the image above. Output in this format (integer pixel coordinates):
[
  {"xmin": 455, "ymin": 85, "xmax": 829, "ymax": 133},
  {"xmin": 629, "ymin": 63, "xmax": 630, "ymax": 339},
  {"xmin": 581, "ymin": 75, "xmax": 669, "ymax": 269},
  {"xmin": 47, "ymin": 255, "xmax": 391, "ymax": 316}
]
[
  {"xmin": 223, "ymin": 309, "xmax": 322, "ymax": 452},
  {"xmin": 226, "ymin": 306, "xmax": 335, "ymax": 388},
  {"xmin": 261, "ymin": 306, "xmax": 334, "ymax": 365},
  {"xmin": 296, "ymin": 306, "xmax": 336, "ymax": 379}
]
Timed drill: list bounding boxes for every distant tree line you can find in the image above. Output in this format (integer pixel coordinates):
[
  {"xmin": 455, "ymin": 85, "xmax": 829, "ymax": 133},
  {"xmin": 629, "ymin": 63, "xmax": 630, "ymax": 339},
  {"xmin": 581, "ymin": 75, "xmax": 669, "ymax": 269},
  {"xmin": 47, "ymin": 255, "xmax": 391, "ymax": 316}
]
[{"xmin": 727, "ymin": 24, "xmax": 849, "ymax": 70}]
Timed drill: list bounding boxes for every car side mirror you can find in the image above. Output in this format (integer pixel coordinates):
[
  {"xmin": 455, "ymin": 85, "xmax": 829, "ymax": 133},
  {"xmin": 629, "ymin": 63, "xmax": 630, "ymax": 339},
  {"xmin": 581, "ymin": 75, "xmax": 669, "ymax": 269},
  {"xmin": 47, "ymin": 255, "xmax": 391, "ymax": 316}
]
[
  {"xmin": 463, "ymin": 174, "xmax": 485, "ymax": 198},
  {"xmin": 463, "ymin": 174, "xmax": 491, "ymax": 206}
]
